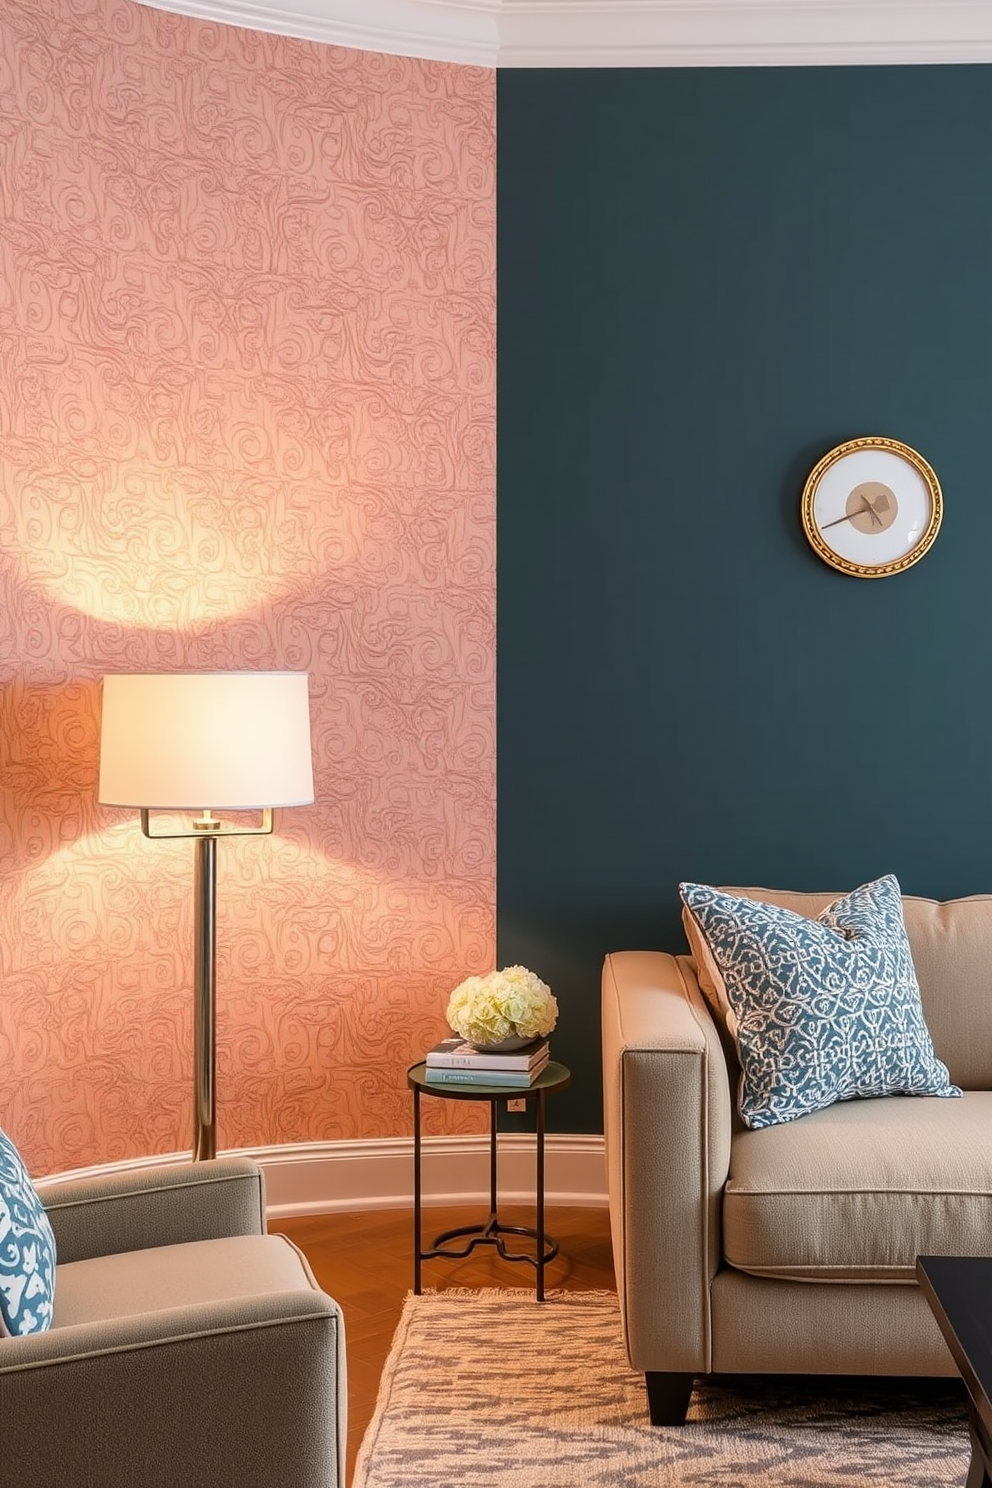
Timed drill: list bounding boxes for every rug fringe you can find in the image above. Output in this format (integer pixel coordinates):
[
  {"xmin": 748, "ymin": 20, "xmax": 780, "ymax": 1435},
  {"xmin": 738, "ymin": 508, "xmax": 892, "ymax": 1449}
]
[{"xmin": 401, "ymin": 1285, "xmax": 618, "ymax": 1302}]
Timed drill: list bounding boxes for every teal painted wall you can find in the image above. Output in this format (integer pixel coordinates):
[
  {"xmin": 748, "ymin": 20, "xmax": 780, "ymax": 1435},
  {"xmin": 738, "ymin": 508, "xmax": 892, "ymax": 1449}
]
[{"xmin": 497, "ymin": 66, "xmax": 992, "ymax": 1132}]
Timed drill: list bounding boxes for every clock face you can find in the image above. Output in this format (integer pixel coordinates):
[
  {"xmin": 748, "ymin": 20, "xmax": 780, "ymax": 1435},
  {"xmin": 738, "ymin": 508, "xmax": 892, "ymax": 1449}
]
[{"xmin": 801, "ymin": 438, "xmax": 942, "ymax": 578}]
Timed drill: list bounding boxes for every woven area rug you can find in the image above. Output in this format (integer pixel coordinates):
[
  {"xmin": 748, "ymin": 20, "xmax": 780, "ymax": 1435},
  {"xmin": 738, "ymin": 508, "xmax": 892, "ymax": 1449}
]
[{"xmin": 353, "ymin": 1288, "xmax": 969, "ymax": 1488}]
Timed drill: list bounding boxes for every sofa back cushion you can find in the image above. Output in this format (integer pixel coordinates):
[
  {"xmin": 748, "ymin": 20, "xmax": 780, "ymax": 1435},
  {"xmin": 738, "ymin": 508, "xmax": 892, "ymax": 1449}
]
[
  {"xmin": 681, "ymin": 877, "xmax": 960, "ymax": 1129},
  {"xmin": 711, "ymin": 887, "xmax": 992, "ymax": 1090}
]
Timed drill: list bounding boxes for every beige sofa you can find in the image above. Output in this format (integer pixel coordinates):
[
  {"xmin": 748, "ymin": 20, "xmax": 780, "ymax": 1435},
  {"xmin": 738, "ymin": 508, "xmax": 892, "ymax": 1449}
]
[
  {"xmin": 601, "ymin": 887, "xmax": 992, "ymax": 1424},
  {"xmin": 0, "ymin": 1156, "xmax": 346, "ymax": 1486}
]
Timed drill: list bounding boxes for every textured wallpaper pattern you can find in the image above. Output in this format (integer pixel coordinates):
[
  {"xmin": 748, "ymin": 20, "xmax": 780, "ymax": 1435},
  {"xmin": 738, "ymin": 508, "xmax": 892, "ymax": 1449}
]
[{"xmin": 0, "ymin": 0, "xmax": 495, "ymax": 1173}]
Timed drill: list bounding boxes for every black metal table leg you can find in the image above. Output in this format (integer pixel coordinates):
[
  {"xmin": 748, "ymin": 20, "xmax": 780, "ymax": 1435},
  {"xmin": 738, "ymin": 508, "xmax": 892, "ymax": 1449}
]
[
  {"xmin": 536, "ymin": 1086, "xmax": 546, "ymax": 1301},
  {"xmin": 489, "ymin": 1097, "xmax": 498, "ymax": 1220},
  {"xmin": 413, "ymin": 1082, "xmax": 422, "ymax": 1295}
]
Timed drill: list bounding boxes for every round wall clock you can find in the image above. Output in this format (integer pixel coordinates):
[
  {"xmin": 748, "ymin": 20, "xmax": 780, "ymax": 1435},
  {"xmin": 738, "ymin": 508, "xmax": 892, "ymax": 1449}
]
[{"xmin": 800, "ymin": 436, "xmax": 942, "ymax": 578}]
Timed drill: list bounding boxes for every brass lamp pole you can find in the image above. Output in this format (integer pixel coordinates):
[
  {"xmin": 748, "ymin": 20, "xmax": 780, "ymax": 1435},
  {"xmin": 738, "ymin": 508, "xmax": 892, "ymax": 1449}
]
[
  {"xmin": 136, "ymin": 805, "xmax": 275, "ymax": 1160},
  {"xmin": 98, "ymin": 673, "xmax": 314, "ymax": 1162},
  {"xmin": 193, "ymin": 815, "xmax": 217, "ymax": 1162}
]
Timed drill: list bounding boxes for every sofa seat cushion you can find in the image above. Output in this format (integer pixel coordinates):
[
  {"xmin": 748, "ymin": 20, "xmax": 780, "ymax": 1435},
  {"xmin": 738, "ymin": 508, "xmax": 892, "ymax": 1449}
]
[
  {"xmin": 724, "ymin": 1090, "xmax": 992, "ymax": 1283},
  {"xmin": 51, "ymin": 1234, "xmax": 319, "ymax": 1330}
]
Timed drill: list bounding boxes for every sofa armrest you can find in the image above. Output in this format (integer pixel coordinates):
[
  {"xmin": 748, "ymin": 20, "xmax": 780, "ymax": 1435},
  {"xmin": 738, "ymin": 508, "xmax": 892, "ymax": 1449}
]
[
  {"xmin": 36, "ymin": 1157, "xmax": 266, "ymax": 1262},
  {"xmin": 601, "ymin": 950, "xmax": 732, "ymax": 1375}
]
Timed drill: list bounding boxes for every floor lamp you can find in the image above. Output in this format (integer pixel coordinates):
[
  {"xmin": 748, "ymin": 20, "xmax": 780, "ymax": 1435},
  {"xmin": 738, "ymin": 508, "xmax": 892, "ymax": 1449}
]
[{"xmin": 97, "ymin": 671, "xmax": 314, "ymax": 1161}]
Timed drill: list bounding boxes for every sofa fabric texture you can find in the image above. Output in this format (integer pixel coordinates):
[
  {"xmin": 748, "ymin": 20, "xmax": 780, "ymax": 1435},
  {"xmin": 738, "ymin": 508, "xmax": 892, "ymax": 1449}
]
[
  {"xmin": 602, "ymin": 883, "xmax": 992, "ymax": 1389},
  {"xmin": 0, "ymin": 1157, "xmax": 345, "ymax": 1488},
  {"xmin": 679, "ymin": 875, "xmax": 958, "ymax": 1129},
  {"xmin": 52, "ymin": 1233, "xmax": 317, "ymax": 1326},
  {"xmin": 725, "ymin": 1089, "xmax": 992, "ymax": 1282},
  {"xmin": 37, "ymin": 1154, "xmax": 266, "ymax": 1263}
]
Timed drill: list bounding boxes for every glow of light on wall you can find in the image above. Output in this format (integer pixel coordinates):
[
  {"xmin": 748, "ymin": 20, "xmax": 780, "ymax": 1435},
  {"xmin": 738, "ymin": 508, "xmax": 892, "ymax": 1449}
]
[
  {"xmin": 4, "ymin": 823, "xmax": 491, "ymax": 981},
  {"xmin": 4, "ymin": 459, "xmax": 344, "ymax": 628}
]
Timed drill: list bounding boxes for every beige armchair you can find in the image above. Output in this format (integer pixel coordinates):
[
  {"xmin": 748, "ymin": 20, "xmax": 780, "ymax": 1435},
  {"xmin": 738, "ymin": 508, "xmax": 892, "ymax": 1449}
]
[
  {"xmin": 0, "ymin": 1156, "xmax": 345, "ymax": 1487},
  {"xmin": 602, "ymin": 888, "xmax": 992, "ymax": 1425}
]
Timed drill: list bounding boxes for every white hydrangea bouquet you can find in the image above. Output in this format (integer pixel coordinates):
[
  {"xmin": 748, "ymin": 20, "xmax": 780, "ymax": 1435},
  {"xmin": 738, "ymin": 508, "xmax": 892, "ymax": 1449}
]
[{"xmin": 446, "ymin": 965, "xmax": 558, "ymax": 1050}]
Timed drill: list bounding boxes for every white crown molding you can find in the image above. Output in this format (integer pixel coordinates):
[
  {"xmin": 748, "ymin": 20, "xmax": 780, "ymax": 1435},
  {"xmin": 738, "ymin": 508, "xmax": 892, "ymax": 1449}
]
[
  {"xmin": 132, "ymin": 0, "xmax": 992, "ymax": 67},
  {"xmin": 38, "ymin": 1133, "xmax": 608, "ymax": 1218},
  {"xmin": 134, "ymin": 0, "xmax": 501, "ymax": 65},
  {"xmin": 500, "ymin": 1, "xmax": 992, "ymax": 66}
]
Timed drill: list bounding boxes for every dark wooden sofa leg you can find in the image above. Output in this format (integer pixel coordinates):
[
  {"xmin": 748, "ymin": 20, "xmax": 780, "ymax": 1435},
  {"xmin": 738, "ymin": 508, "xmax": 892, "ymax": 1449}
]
[{"xmin": 645, "ymin": 1371, "xmax": 694, "ymax": 1425}]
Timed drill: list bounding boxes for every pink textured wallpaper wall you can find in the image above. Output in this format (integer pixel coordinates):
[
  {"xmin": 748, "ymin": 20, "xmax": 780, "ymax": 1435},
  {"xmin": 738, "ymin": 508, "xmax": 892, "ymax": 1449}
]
[{"xmin": 0, "ymin": 0, "xmax": 495, "ymax": 1173}]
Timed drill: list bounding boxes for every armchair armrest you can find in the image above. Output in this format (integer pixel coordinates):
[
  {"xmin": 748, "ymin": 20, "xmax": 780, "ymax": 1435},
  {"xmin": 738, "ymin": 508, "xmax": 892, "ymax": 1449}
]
[
  {"xmin": 601, "ymin": 951, "xmax": 732, "ymax": 1374},
  {"xmin": 0, "ymin": 1288, "xmax": 344, "ymax": 1488},
  {"xmin": 36, "ymin": 1157, "xmax": 266, "ymax": 1262}
]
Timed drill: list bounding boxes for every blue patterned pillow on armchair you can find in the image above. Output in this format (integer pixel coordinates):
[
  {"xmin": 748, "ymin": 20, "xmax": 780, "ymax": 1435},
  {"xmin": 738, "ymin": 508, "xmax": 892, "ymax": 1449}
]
[
  {"xmin": 679, "ymin": 874, "xmax": 960, "ymax": 1130},
  {"xmin": 0, "ymin": 1127, "xmax": 56, "ymax": 1335}
]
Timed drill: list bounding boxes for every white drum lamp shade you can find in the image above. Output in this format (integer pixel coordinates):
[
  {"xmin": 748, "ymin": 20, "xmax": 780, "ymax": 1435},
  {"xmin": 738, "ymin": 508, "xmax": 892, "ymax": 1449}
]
[{"xmin": 98, "ymin": 671, "xmax": 314, "ymax": 811}]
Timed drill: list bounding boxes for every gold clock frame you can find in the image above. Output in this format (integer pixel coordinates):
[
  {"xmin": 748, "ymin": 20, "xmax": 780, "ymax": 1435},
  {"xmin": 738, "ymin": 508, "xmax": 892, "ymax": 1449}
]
[{"xmin": 801, "ymin": 435, "xmax": 942, "ymax": 579}]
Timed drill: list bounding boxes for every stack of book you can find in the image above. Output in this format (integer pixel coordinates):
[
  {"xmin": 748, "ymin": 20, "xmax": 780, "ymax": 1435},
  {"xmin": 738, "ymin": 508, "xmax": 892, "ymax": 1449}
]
[{"xmin": 424, "ymin": 1036, "xmax": 550, "ymax": 1087}]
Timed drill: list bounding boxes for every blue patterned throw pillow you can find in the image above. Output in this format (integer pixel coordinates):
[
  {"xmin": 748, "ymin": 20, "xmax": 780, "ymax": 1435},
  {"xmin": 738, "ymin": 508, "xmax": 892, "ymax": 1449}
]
[
  {"xmin": 679, "ymin": 875, "xmax": 960, "ymax": 1130},
  {"xmin": 0, "ymin": 1128, "xmax": 56, "ymax": 1335}
]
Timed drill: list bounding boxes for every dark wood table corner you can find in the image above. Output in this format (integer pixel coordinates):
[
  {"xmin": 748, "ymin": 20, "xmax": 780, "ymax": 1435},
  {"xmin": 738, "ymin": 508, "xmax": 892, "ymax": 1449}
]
[{"xmin": 917, "ymin": 1255, "xmax": 992, "ymax": 1488}]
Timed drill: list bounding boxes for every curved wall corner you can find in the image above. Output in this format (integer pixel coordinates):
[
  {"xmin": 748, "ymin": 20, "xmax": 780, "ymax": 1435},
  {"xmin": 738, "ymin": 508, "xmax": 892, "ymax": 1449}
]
[{"xmin": 0, "ymin": 0, "xmax": 496, "ymax": 1174}]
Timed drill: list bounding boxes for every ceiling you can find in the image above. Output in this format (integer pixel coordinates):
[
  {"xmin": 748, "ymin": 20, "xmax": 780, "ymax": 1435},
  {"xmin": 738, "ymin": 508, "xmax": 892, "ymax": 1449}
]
[{"xmin": 132, "ymin": 0, "xmax": 992, "ymax": 68}]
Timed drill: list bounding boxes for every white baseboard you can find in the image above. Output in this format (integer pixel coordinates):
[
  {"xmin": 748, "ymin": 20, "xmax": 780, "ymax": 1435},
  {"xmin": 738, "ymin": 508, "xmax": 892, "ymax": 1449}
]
[{"xmin": 38, "ymin": 1133, "xmax": 608, "ymax": 1220}]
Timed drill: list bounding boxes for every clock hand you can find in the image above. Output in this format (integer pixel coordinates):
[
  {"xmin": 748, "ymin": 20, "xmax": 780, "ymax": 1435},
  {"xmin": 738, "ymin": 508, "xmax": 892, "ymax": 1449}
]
[{"xmin": 821, "ymin": 501, "xmax": 872, "ymax": 531}]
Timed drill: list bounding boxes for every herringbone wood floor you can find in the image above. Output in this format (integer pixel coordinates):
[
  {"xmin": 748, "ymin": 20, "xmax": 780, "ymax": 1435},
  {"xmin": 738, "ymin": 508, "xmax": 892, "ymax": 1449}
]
[{"xmin": 274, "ymin": 1204, "xmax": 617, "ymax": 1485}]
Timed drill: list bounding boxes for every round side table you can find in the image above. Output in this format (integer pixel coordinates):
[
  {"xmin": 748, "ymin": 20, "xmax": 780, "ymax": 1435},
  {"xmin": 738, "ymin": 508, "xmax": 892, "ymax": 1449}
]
[{"xmin": 407, "ymin": 1059, "xmax": 571, "ymax": 1302}]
